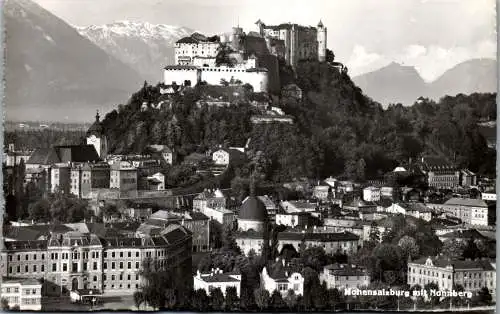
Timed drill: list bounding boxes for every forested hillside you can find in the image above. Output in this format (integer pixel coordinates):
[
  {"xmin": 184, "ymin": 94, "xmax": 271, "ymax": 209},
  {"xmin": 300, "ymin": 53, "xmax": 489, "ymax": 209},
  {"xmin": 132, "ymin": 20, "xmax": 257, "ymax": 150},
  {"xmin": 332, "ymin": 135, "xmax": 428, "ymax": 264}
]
[{"xmin": 96, "ymin": 60, "xmax": 496, "ymax": 182}]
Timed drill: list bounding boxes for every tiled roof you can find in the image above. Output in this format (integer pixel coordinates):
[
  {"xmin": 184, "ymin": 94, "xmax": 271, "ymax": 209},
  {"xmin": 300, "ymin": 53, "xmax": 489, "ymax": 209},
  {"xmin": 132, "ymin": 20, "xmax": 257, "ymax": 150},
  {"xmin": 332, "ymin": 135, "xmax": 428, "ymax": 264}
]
[
  {"xmin": 3, "ymin": 226, "xmax": 43, "ymax": 241},
  {"xmin": 444, "ymin": 198, "xmax": 488, "ymax": 208},
  {"xmin": 26, "ymin": 148, "xmax": 60, "ymax": 165},
  {"xmin": 164, "ymin": 65, "xmax": 199, "ymax": 70},
  {"xmin": 2, "ymin": 277, "xmax": 41, "ymax": 286},
  {"xmin": 198, "ymin": 273, "xmax": 241, "ymax": 283},
  {"xmin": 4, "ymin": 240, "xmax": 48, "ymax": 251},
  {"xmin": 55, "ymin": 145, "xmax": 100, "ymax": 163},
  {"xmin": 176, "ymin": 36, "xmax": 199, "ymax": 44},
  {"xmin": 440, "ymin": 229, "xmax": 487, "ymax": 240},
  {"xmin": 411, "ymin": 257, "xmax": 495, "ymax": 271},
  {"xmin": 324, "ymin": 263, "xmax": 368, "ymax": 276}
]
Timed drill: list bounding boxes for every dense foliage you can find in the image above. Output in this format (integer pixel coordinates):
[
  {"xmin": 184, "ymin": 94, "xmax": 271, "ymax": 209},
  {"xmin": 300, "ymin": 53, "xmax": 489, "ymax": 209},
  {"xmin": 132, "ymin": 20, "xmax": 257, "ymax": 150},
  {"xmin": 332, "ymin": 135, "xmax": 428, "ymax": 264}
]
[{"xmin": 94, "ymin": 61, "xmax": 495, "ymax": 185}]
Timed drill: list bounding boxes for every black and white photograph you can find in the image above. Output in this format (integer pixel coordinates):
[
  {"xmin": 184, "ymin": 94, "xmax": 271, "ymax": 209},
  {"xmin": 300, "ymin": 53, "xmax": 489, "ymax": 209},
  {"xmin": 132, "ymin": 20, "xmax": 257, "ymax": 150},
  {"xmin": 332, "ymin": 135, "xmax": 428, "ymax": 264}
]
[{"xmin": 1, "ymin": 0, "xmax": 497, "ymax": 311}]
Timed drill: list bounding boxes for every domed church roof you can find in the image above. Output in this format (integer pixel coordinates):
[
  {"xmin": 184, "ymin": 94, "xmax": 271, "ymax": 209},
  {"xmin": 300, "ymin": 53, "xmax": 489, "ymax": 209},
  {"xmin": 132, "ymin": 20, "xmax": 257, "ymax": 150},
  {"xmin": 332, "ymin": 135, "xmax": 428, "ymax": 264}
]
[
  {"xmin": 87, "ymin": 110, "xmax": 104, "ymax": 136},
  {"xmin": 238, "ymin": 196, "xmax": 267, "ymax": 221}
]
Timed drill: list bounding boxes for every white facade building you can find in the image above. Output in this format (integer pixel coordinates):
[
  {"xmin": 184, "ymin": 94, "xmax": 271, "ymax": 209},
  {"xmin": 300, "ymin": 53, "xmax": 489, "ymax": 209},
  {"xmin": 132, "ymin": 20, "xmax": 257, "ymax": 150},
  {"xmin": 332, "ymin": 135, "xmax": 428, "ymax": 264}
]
[
  {"xmin": 0, "ymin": 278, "xmax": 42, "ymax": 311},
  {"xmin": 481, "ymin": 193, "xmax": 497, "ymax": 201},
  {"xmin": 363, "ymin": 187, "xmax": 381, "ymax": 202},
  {"xmin": 193, "ymin": 269, "xmax": 241, "ymax": 297},
  {"xmin": 320, "ymin": 264, "xmax": 370, "ymax": 291},
  {"xmin": 260, "ymin": 266, "xmax": 304, "ymax": 296},
  {"xmin": 201, "ymin": 206, "xmax": 236, "ymax": 226},
  {"xmin": 212, "ymin": 149, "xmax": 230, "ymax": 166}
]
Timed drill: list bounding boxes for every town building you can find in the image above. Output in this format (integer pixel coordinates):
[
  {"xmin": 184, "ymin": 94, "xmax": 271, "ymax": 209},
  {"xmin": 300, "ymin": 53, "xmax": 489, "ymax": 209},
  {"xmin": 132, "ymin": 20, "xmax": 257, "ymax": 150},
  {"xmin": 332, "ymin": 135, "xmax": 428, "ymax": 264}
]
[
  {"xmin": 238, "ymin": 196, "xmax": 268, "ymax": 232},
  {"xmin": 418, "ymin": 157, "xmax": 460, "ymax": 189},
  {"xmin": 427, "ymin": 198, "xmax": 489, "ymax": 226},
  {"xmin": 408, "ymin": 257, "xmax": 496, "ymax": 296},
  {"xmin": 174, "ymin": 32, "xmax": 220, "ymax": 66},
  {"xmin": 460, "ymin": 169, "xmax": 478, "ymax": 187},
  {"xmin": 481, "ymin": 192, "xmax": 496, "ymax": 202},
  {"xmin": 3, "ymin": 144, "xmax": 32, "ymax": 167},
  {"xmin": 0, "ymin": 277, "xmax": 42, "ymax": 310},
  {"xmin": 86, "ymin": 111, "xmax": 108, "ymax": 159},
  {"xmin": 260, "ymin": 264, "xmax": 304, "ymax": 296},
  {"xmin": 0, "ymin": 225, "xmax": 192, "ymax": 296},
  {"xmin": 110, "ymin": 161, "xmax": 138, "ymax": 192},
  {"xmin": 69, "ymin": 162, "xmax": 111, "ymax": 199},
  {"xmin": 313, "ymin": 185, "xmax": 331, "ymax": 201},
  {"xmin": 275, "ymin": 212, "xmax": 312, "ymax": 228},
  {"xmin": 137, "ymin": 210, "xmax": 211, "ymax": 253},
  {"xmin": 280, "ymin": 200, "xmax": 318, "ymax": 214},
  {"xmin": 255, "ymin": 19, "xmax": 326, "ymax": 67},
  {"xmin": 363, "ymin": 186, "xmax": 381, "ymax": 202},
  {"xmin": 211, "ymin": 148, "xmax": 247, "ymax": 167},
  {"xmin": 146, "ymin": 172, "xmax": 165, "ymax": 190},
  {"xmin": 193, "ymin": 269, "xmax": 241, "ymax": 297},
  {"xmin": 201, "ymin": 206, "xmax": 236, "ymax": 226},
  {"xmin": 148, "ymin": 145, "xmax": 177, "ymax": 165},
  {"xmin": 319, "ymin": 263, "xmax": 370, "ymax": 290}
]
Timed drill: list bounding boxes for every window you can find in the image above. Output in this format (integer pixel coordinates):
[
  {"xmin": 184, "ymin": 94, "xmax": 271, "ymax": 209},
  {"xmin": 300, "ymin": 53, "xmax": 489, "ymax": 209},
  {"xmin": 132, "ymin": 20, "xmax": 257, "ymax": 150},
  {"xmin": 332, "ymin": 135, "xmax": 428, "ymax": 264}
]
[
  {"xmin": 17, "ymin": 255, "xmax": 20, "ymax": 261},
  {"xmin": 136, "ymin": 252, "xmax": 139, "ymax": 257},
  {"xmin": 128, "ymin": 262, "xmax": 131, "ymax": 269},
  {"xmin": 104, "ymin": 252, "xmax": 107, "ymax": 258},
  {"xmin": 33, "ymin": 265, "xmax": 37, "ymax": 272},
  {"xmin": 136, "ymin": 274, "xmax": 139, "ymax": 280},
  {"xmin": 103, "ymin": 275, "xmax": 107, "ymax": 281},
  {"xmin": 112, "ymin": 252, "xmax": 115, "ymax": 258},
  {"xmin": 63, "ymin": 264, "xmax": 67, "ymax": 272},
  {"xmin": 128, "ymin": 252, "xmax": 131, "ymax": 258},
  {"xmin": 103, "ymin": 262, "xmax": 107, "ymax": 270},
  {"xmin": 25, "ymin": 265, "xmax": 28, "ymax": 272},
  {"xmin": 52, "ymin": 264, "xmax": 56, "ymax": 271},
  {"xmin": 120, "ymin": 252, "xmax": 123, "ymax": 258},
  {"xmin": 127, "ymin": 274, "xmax": 131, "ymax": 280},
  {"xmin": 111, "ymin": 275, "xmax": 115, "ymax": 280},
  {"xmin": 41, "ymin": 265, "xmax": 45, "ymax": 272},
  {"xmin": 25, "ymin": 254, "xmax": 29, "ymax": 261},
  {"xmin": 93, "ymin": 276, "xmax": 97, "ymax": 282},
  {"xmin": 93, "ymin": 262, "xmax": 97, "ymax": 270},
  {"xmin": 72, "ymin": 263, "xmax": 78, "ymax": 272},
  {"xmin": 119, "ymin": 274, "xmax": 123, "ymax": 281},
  {"xmin": 33, "ymin": 254, "xmax": 37, "ymax": 260},
  {"xmin": 120, "ymin": 262, "xmax": 123, "ymax": 269},
  {"xmin": 41, "ymin": 254, "xmax": 45, "ymax": 260},
  {"xmin": 111, "ymin": 262, "xmax": 115, "ymax": 270}
]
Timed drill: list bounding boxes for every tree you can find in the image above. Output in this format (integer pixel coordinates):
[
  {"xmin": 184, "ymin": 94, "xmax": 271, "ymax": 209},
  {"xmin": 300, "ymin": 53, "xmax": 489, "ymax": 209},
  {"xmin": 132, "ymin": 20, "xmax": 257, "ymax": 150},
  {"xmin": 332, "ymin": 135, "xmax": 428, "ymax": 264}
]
[
  {"xmin": 164, "ymin": 289, "xmax": 177, "ymax": 309},
  {"xmin": 284, "ymin": 289, "xmax": 298, "ymax": 310},
  {"xmin": 424, "ymin": 282, "xmax": 440, "ymax": 308},
  {"xmin": 225, "ymin": 286, "xmax": 239, "ymax": 310},
  {"xmin": 270, "ymin": 289, "xmax": 286, "ymax": 310},
  {"xmin": 253, "ymin": 286, "xmax": 270, "ymax": 310},
  {"xmin": 192, "ymin": 289, "xmax": 209, "ymax": 311},
  {"xmin": 441, "ymin": 240, "xmax": 466, "ymax": 258},
  {"xmin": 210, "ymin": 288, "xmax": 225, "ymax": 310},
  {"xmin": 133, "ymin": 291, "xmax": 144, "ymax": 310},
  {"xmin": 1, "ymin": 298, "xmax": 9, "ymax": 310},
  {"xmin": 473, "ymin": 287, "xmax": 492, "ymax": 306},
  {"xmin": 369, "ymin": 222, "xmax": 381, "ymax": 243},
  {"xmin": 398, "ymin": 236, "xmax": 420, "ymax": 259},
  {"xmin": 463, "ymin": 239, "xmax": 482, "ymax": 260},
  {"xmin": 325, "ymin": 49, "xmax": 335, "ymax": 63}
]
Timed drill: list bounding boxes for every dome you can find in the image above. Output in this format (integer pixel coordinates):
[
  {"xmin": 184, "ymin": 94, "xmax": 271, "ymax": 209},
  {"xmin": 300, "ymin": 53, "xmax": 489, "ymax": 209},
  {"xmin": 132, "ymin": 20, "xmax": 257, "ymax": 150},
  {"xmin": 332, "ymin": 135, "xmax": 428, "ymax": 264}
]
[
  {"xmin": 87, "ymin": 111, "xmax": 104, "ymax": 136},
  {"xmin": 238, "ymin": 196, "xmax": 267, "ymax": 221}
]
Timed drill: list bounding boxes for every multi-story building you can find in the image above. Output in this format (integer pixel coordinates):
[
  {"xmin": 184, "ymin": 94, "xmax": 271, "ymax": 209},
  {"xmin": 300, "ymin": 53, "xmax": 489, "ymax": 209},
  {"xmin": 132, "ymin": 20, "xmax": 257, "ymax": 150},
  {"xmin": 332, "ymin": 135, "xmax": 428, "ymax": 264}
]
[
  {"xmin": 0, "ymin": 225, "xmax": 192, "ymax": 297},
  {"xmin": 193, "ymin": 268, "xmax": 241, "ymax": 297},
  {"xmin": 320, "ymin": 263, "xmax": 370, "ymax": 290},
  {"xmin": 174, "ymin": 33, "xmax": 220, "ymax": 66},
  {"xmin": 260, "ymin": 264, "xmax": 304, "ymax": 296},
  {"xmin": 193, "ymin": 189, "xmax": 228, "ymax": 211},
  {"xmin": 363, "ymin": 187, "xmax": 381, "ymax": 202},
  {"xmin": 137, "ymin": 210, "xmax": 211, "ymax": 253},
  {"xmin": 460, "ymin": 169, "xmax": 477, "ymax": 187},
  {"xmin": 313, "ymin": 185, "xmax": 331, "ymax": 201},
  {"xmin": 70, "ymin": 162, "xmax": 110, "ymax": 198},
  {"xmin": 427, "ymin": 198, "xmax": 489, "ymax": 226},
  {"xmin": 110, "ymin": 161, "xmax": 137, "ymax": 192},
  {"xmin": 275, "ymin": 212, "xmax": 312, "ymax": 228},
  {"xmin": 51, "ymin": 163, "xmax": 71, "ymax": 194},
  {"xmin": 408, "ymin": 257, "xmax": 496, "ymax": 296},
  {"xmin": 236, "ymin": 229, "xmax": 359, "ymax": 256},
  {"xmin": 418, "ymin": 157, "xmax": 460, "ymax": 189},
  {"xmin": 0, "ymin": 277, "xmax": 42, "ymax": 310},
  {"xmin": 255, "ymin": 19, "xmax": 327, "ymax": 67},
  {"xmin": 3, "ymin": 144, "xmax": 32, "ymax": 167},
  {"xmin": 148, "ymin": 145, "xmax": 177, "ymax": 165}
]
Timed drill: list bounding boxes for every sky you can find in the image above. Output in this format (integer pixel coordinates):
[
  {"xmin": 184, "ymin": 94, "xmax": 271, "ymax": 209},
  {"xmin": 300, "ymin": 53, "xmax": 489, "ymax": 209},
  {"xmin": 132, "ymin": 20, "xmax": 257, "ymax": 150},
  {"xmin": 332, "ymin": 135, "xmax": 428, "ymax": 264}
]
[{"xmin": 33, "ymin": 0, "xmax": 496, "ymax": 81}]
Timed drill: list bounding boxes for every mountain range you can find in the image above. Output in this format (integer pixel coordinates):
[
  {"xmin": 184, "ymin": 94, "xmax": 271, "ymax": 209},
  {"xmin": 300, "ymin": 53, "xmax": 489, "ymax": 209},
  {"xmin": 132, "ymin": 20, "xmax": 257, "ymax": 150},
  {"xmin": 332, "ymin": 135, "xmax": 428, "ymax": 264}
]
[
  {"xmin": 4, "ymin": 0, "xmax": 144, "ymax": 122},
  {"xmin": 353, "ymin": 58, "xmax": 497, "ymax": 106},
  {"xmin": 4, "ymin": 0, "xmax": 496, "ymax": 122},
  {"xmin": 76, "ymin": 21, "xmax": 193, "ymax": 83}
]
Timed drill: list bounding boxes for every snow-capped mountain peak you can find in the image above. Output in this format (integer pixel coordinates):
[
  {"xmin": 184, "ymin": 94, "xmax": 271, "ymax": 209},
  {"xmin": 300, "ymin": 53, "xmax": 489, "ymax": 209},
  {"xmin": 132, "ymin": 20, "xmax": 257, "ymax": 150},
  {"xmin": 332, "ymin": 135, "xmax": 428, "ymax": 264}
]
[{"xmin": 76, "ymin": 21, "xmax": 195, "ymax": 82}]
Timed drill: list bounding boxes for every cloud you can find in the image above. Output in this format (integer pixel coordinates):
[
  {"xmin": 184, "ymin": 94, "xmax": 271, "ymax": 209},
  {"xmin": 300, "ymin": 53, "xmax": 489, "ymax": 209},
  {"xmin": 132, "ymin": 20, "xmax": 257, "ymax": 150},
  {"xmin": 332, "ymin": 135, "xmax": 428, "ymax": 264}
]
[
  {"xmin": 348, "ymin": 39, "xmax": 496, "ymax": 82},
  {"xmin": 346, "ymin": 45, "xmax": 389, "ymax": 76}
]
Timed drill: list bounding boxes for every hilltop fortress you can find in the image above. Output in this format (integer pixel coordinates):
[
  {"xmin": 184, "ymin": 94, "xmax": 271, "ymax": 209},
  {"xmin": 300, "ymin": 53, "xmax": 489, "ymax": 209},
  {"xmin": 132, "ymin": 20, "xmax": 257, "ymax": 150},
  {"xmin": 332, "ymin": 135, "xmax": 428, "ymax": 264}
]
[{"xmin": 163, "ymin": 19, "xmax": 327, "ymax": 93}]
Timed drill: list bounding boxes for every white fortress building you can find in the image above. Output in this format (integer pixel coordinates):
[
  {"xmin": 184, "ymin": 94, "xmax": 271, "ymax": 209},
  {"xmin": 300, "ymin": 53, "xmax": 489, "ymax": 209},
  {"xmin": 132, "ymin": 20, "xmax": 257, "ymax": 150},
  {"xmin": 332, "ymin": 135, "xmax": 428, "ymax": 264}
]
[{"xmin": 166, "ymin": 20, "xmax": 327, "ymax": 92}]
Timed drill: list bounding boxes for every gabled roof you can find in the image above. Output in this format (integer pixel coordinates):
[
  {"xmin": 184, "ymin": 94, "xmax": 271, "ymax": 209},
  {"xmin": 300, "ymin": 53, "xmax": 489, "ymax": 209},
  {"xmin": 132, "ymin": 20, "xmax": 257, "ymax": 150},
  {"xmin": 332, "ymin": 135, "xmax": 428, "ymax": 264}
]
[
  {"xmin": 444, "ymin": 198, "xmax": 488, "ymax": 208},
  {"xmin": 4, "ymin": 240, "xmax": 48, "ymax": 251},
  {"xmin": 411, "ymin": 256, "xmax": 495, "ymax": 271}
]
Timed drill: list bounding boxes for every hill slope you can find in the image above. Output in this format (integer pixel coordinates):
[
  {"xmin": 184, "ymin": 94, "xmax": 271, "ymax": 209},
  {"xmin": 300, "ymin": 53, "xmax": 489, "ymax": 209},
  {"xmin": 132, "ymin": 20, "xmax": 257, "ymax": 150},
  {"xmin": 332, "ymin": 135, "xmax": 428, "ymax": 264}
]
[
  {"xmin": 353, "ymin": 58, "xmax": 497, "ymax": 106},
  {"xmin": 352, "ymin": 62, "xmax": 428, "ymax": 106},
  {"xmin": 4, "ymin": 0, "xmax": 143, "ymax": 122},
  {"xmin": 77, "ymin": 21, "xmax": 194, "ymax": 83},
  {"xmin": 428, "ymin": 58, "xmax": 497, "ymax": 99}
]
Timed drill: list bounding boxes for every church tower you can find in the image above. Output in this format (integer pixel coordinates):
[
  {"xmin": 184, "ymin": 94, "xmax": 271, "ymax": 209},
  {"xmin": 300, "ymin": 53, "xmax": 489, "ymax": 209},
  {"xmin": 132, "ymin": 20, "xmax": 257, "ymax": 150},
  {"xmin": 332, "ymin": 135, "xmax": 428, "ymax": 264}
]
[
  {"xmin": 317, "ymin": 20, "xmax": 327, "ymax": 62},
  {"xmin": 86, "ymin": 110, "xmax": 108, "ymax": 160}
]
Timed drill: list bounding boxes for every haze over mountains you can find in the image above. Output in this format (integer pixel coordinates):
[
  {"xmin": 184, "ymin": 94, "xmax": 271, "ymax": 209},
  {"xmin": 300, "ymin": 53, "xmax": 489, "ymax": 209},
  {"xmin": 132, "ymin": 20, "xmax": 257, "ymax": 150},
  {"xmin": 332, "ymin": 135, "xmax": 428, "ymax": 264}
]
[
  {"xmin": 4, "ymin": 0, "xmax": 143, "ymax": 122},
  {"xmin": 353, "ymin": 58, "xmax": 497, "ymax": 106},
  {"xmin": 4, "ymin": 0, "xmax": 496, "ymax": 122}
]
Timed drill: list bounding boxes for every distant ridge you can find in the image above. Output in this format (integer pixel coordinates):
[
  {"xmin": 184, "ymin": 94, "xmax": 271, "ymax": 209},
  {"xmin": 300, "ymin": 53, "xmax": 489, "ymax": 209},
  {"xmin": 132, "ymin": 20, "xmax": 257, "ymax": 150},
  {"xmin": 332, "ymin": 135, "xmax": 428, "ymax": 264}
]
[{"xmin": 353, "ymin": 58, "xmax": 497, "ymax": 106}]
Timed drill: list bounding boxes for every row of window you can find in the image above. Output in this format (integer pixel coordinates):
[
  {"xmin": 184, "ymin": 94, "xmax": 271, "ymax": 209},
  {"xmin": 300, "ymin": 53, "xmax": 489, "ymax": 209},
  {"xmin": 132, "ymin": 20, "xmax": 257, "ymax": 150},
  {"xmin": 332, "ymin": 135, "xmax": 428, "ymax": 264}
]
[
  {"xmin": 104, "ymin": 251, "xmax": 140, "ymax": 258},
  {"xmin": 103, "ymin": 273, "xmax": 140, "ymax": 281},
  {"xmin": 103, "ymin": 261, "xmax": 140, "ymax": 270}
]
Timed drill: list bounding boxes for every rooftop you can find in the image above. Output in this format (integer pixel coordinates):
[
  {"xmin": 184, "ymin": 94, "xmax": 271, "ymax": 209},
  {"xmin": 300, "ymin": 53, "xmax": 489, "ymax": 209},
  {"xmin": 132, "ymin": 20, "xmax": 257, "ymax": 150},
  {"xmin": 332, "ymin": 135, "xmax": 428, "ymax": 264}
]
[
  {"xmin": 410, "ymin": 256, "xmax": 495, "ymax": 271},
  {"xmin": 444, "ymin": 198, "xmax": 488, "ymax": 208}
]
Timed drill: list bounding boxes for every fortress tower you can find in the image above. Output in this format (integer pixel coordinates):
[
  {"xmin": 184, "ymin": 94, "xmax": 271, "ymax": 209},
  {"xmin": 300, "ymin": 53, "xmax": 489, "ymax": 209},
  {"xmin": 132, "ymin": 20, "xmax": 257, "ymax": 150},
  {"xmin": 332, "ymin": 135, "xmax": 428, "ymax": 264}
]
[
  {"xmin": 317, "ymin": 20, "xmax": 327, "ymax": 62},
  {"xmin": 86, "ymin": 110, "xmax": 108, "ymax": 159}
]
